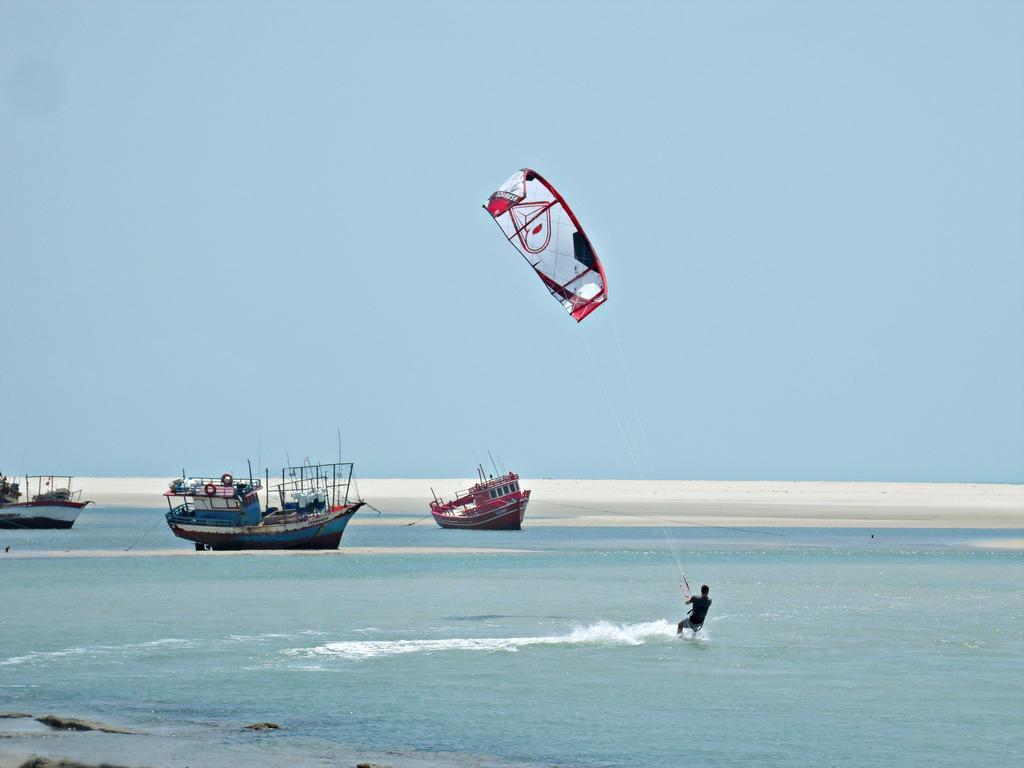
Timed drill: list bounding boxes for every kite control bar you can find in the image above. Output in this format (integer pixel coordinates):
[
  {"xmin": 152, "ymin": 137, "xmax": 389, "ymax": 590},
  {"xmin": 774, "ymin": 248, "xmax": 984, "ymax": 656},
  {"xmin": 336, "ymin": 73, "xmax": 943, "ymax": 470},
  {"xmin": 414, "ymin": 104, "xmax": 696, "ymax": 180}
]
[{"xmin": 681, "ymin": 575, "xmax": 692, "ymax": 598}]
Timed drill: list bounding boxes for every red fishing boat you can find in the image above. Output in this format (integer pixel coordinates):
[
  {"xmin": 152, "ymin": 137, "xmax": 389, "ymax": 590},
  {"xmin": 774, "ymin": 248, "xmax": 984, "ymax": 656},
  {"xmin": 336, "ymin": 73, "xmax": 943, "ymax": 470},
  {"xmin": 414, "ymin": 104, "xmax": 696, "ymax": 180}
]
[{"xmin": 430, "ymin": 468, "xmax": 530, "ymax": 530}]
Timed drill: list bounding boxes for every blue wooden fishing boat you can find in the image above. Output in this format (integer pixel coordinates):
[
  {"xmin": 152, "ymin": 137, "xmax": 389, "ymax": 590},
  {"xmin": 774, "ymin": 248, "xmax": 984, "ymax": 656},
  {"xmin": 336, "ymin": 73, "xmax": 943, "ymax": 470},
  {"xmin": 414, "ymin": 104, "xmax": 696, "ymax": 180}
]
[{"xmin": 164, "ymin": 462, "xmax": 363, "ymax": 550}]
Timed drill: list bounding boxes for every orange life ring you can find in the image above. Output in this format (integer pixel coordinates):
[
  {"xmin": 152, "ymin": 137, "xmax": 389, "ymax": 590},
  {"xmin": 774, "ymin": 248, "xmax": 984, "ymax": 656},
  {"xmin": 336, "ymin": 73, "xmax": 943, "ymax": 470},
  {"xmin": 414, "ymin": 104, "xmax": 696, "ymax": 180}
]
[
  {"xmin": 221, "ymin": 473, "xmax": 233, "ymax": 487},
  {"xmin": 204, "ymin": 482, "xmax": 217, "ymax": 496}
]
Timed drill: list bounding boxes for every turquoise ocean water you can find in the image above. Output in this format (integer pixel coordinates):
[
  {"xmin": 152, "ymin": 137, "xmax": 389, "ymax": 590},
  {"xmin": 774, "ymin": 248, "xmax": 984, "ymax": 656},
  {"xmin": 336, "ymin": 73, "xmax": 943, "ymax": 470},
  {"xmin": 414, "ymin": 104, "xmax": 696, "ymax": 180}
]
[{"xmin": 2, "ymin": 507, "xmax": 1022, "ymax": 767}]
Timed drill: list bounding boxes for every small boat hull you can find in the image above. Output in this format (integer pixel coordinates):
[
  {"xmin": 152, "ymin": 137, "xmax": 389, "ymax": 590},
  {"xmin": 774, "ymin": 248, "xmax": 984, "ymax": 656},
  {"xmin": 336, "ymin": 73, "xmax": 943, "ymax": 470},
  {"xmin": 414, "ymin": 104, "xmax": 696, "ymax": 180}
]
[
  {"xmin": 0, "ymin": 501, "xmax": 89, "ymax": 530},
  {"xmin": 167, "ymin": 502, "xmax": 363, "ymax": 550},
  {"xmin": 431, "ymin": 492, "xmax": 530, "ymax": 530}
]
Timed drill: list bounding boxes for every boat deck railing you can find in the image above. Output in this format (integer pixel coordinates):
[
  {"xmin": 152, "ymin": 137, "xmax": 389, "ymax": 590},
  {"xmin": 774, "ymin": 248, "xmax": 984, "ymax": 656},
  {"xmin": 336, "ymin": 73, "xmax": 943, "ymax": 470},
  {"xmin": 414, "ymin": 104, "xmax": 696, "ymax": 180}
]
[
  {"xmin": 165, "ymin": 504, "xmax": 246, "ymax": 527},
  {"xmin": 20, "ymin": 476, "xmax": 82, "ymax": 502},
  {"xmin": 261, "ymin": 507, "xmax": 334, "ymax": 525}
]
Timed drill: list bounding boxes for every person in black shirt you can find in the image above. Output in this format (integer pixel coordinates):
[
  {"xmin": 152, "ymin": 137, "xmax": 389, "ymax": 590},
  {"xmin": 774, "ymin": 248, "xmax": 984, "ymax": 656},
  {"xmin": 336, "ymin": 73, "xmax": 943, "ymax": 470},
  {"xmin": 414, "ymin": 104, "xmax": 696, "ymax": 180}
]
[{"xmin": 677, "ymin": 584, "xmax": 711, "ymax": 635}]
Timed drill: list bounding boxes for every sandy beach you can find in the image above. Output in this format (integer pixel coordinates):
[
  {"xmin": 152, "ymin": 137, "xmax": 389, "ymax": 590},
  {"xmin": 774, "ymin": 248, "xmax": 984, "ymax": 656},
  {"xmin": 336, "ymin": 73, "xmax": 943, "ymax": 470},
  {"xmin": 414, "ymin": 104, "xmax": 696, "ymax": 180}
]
[{"xmin": 74, "ymin": 476, "xmax": 1023, "ymax": 529}]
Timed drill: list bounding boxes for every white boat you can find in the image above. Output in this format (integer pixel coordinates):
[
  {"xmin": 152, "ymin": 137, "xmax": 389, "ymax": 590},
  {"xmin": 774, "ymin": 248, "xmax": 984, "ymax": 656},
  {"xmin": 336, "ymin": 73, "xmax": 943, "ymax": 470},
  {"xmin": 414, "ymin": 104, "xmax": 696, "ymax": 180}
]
[{"xmin": 0, "ymin": 474, "xmax": 92, "ymax": 529}]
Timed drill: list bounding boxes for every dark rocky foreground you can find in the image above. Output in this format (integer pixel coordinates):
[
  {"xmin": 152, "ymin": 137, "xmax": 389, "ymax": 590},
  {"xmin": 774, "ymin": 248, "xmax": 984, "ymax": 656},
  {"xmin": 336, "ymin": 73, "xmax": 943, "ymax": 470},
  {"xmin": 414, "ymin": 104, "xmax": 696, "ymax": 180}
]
[
  {"xmin": 3, "ymin": 714, "xmax": 397, "ymax": 768},
  {"xmin": 17, "ymin": 758, "xmax": 140, "ymax": 768}
]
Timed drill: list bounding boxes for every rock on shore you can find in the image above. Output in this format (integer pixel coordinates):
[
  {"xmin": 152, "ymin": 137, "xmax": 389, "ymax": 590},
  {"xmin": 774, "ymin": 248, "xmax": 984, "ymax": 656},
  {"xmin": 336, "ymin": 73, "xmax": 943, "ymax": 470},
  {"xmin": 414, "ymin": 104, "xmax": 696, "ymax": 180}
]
[{"xmin": 243, "ymin": 722, "xmax": 280, "ymax": 730}]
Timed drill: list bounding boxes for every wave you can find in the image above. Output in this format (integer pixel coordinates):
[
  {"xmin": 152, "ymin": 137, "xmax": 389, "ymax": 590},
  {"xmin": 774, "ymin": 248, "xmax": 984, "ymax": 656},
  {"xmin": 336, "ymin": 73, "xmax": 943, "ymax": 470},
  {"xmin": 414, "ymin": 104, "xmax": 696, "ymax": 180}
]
[
  {"xmin": 0, "ymin": 647, "xmax": 92, "ymax": 667},
  {"xmin": 0, "ymin": 639, "xmax": 195, "ymax": 667},
  {"xmin": 282, "ymin": 620, "xmax": 679, "ymax": 661},
  {"xmin": 0, "ymin": 633, "xmax": 302, "ymax": 668}
]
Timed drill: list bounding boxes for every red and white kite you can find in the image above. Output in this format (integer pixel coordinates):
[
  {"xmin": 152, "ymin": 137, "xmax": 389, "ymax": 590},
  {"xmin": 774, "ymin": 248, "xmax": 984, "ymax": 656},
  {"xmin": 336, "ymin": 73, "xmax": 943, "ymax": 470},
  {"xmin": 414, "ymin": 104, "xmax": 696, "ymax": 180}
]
[{"xmin": 483, "ymin": 168, "xmax": 608, "ymax": 322}]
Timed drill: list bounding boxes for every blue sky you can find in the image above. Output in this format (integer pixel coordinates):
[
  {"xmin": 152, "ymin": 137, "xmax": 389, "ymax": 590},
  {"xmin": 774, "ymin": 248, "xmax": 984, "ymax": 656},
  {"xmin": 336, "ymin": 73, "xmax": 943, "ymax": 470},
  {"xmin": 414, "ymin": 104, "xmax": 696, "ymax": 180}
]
[{"xmin": 1, "ymin": 1, "xmax": 1021, "ymax": 481}]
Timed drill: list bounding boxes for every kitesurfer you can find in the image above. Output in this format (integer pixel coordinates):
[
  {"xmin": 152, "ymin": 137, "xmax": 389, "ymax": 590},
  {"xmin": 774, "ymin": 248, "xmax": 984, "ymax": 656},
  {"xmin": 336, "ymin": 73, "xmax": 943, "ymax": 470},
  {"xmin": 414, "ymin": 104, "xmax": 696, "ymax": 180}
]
[{"xmin": 677, "ymin": 584, "xmax": 711, "ymax": 634}]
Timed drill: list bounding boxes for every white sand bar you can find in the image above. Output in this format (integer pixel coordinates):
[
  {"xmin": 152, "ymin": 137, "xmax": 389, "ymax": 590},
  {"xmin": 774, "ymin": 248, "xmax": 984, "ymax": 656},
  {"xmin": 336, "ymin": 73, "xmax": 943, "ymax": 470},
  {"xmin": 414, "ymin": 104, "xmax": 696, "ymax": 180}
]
[{"xmin": 75, "ymin": 478, "xmax": 1023, "ymax": 528}]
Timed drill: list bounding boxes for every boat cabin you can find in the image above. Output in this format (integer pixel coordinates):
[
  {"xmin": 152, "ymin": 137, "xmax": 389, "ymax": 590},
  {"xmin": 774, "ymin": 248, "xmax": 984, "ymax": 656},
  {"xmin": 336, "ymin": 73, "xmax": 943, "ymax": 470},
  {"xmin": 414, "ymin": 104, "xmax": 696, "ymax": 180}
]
[
  {"xmin": 477, "ymin": 477, "xmax": 521, "ymax": 504},
  {"xmin": 165, "ymin": 474, "xmax": 263, "ymax": 526},
  {"xmin": 0, "ymin": 474, "xmax": 20, "ymax": 504}
]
